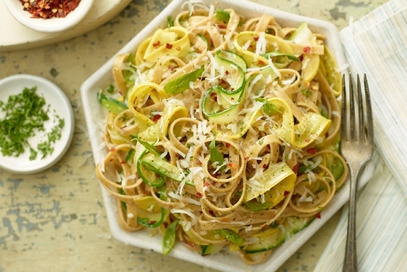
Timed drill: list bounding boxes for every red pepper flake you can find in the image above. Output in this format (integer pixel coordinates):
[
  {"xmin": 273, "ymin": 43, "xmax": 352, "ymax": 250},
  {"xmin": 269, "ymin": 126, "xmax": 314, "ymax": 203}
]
[
  {"xmin": 284, "ymin": 191, "xmax": 290, "ymax": 196},
  {"xmin": 208, "ymin": 210, "xmax": 215, "ymax": 217},
  {"xmin": 163, "ymin": 222, "xmax": 169, "ymax": 228},
  {"xmin": 227, "ymin": 162, "xmax": 238, "ymax": 170},
  {"xmin": 254, "ymin": 36, "xmax": 259, "ymax": 41},
  {"xmin": 182, "ymin": 240, "xmax": 196, "ymax": 248},
  {"xmin": 258, "ymin": 60, "xmax": 265, "ymax": 66},
  {"xmin": 20, "ymin": 0, "xmax": 81, "ymax": 19},
  {"xmin": 292, "ymin": 163, "xmax": 299, "ymax": 174},
  {"xmin": 196, "ymin": 192, "xmax": 203, "ymax": 198},
  {"xmin": 307, "ymin": 147, "xmax": 318, "ymax": 155},
  {"xmin": 110, "ymin": 147, "xmax": 116, "ymax": 152},
  {"xmin": 225, "ymin": 143, "xmax": 231, "ymax": 148},
  {"xmin": 217, "ymin": 24, "xmax": 226, "ymax": 29},
  {"xmin": 152, "ymin": 114, "xmax": 162, "ymax": 123},
  {"xmin": 204, "ymin": 181, "xmax": 211, "ymax": 187},
  {"xmin": 211, "ymin": 172, "xmax": 220, "ymax": 178},
  {"xmin": 315, "ymin": 212, "xmax": 321, "ymax": 219},
  {"xmin": 153, "ymin": 41, "xmax": 161, "ymax": 47},
  {"xmin": 166, "ymin": 43, "xmax": 173, "ymax": 49},
  {"xmin": 303, "ymin": 46, "xmax": 311, "ymax": 54},
  {"xmin": 148, "ymin": 220, "xmax": 157, "ymax": 225},
  {"xmin": 121, "ymin": 161, "xmax": 126, "ymax": 165}
]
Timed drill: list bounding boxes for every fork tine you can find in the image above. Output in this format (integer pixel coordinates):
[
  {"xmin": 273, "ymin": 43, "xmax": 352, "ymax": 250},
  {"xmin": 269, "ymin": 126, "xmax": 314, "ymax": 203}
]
[
  {"xmin": 341, "ymin": 74, "xmax": 347, "ymax": 141},
  {"xmin": 356, "ymin": 75, "xmax": 364, "ymax": 142},
  {"xmin": 349, "ymin": 74, "xmax": 355, "ymax": 141},
  {"xmin": 364, "ymin": 74, "xmax": 374, "ymax": 147}
]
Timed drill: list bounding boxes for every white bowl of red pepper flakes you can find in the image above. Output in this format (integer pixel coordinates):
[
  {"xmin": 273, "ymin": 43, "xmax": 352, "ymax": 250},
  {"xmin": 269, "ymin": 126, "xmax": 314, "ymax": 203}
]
[{"xmin": 4, "ymin": 0, "xmax": 94, "ymax": 33}]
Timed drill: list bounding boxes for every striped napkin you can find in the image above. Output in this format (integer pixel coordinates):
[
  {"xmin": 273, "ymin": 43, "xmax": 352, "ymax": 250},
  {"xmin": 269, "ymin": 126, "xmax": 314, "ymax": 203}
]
[{"xmin": 315, "ymin": 0, "xmax": 407, "ymax": 270}]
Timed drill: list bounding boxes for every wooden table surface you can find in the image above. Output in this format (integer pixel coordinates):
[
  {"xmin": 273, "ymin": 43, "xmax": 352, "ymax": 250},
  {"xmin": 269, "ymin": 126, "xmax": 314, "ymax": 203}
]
[{"xmin": 0, "ymin": 0, "xmax": 387, "ymax": 271}]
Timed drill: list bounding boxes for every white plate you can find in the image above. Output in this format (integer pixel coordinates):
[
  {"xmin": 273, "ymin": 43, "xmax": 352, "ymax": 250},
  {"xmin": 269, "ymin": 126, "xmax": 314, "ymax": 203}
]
[
  {"xmin": 4, "ymin": 0, "xmax": 94, "ymax": 33},
  {"xmin": 0, "ymin": 74, "xmax": 74, "ymax": 174},
  {"xmin": 80, "ymin": 0, "xmax": 374, "ymax": 271}
]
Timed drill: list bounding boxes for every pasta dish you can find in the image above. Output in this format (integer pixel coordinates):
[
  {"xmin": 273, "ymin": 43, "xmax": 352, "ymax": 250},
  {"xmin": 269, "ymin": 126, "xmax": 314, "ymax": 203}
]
[{"xmin": 95, "ymin": 2, "xmax": 347, "ymax": 264}]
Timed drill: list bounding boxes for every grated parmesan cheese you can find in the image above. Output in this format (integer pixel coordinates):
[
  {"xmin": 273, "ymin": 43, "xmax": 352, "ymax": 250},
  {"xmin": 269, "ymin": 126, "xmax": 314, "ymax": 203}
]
[
  {"xmin": 171, "ymin": 208, "xmax": 198, "ymax": 224},
  {"xmin": 122, "ymin": 174, "xmax": 137, "ymax": 187},
  {"xmin": 301, "ymin": 57, "xmax": 310, "ymax": 70},
  {"xmin": 168, "ymin": 192, "xmax": 201, "ymax": 206}
]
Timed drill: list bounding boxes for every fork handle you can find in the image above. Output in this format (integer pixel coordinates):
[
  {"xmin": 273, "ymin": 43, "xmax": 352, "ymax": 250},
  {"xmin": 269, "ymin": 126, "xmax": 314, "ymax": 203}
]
[{"xmin": 343, "ymin": 167, "xmax": 362, "ymax": 272}]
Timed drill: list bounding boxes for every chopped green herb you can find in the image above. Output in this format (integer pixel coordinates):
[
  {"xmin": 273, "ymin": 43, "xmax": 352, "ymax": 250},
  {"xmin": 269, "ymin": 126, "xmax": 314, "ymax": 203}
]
[
  {"xmin": 167, "ymin": 16, "xmax": 175, "ymax": 27},
  {"xmin": 29, "ymin": 147, "xmax": 38, "ymax": 161},
  {"xmin": 298, "ymin": 165, "xmax": 309, "ymax": 174},
  {"xmin": 106, "ymin": 84, "xmax": 115, "ymax": 94},
  {"xmin": 37, "ymin": 141, "xmax": 54, "ymax": 159},
  {"xmin": 302, "ymin": 88, "xmax": 312, "ymax": 98},
  {"xmin": 256, "ymin": 98, "xmax": 282, "ymax": 115},
  {"xmin": 37, "ymin": 115, "xmax": 64, "ymax": 159},
  {"xmin": 0, "ymin": 86, "xmax": 65, "ymax": 160}
]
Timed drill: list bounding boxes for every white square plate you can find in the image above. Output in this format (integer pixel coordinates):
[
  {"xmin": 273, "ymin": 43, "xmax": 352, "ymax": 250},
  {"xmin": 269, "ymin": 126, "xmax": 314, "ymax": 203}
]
[{"xmin": 80, "ymin": 0, "xmax": 373, "ymax": 271}]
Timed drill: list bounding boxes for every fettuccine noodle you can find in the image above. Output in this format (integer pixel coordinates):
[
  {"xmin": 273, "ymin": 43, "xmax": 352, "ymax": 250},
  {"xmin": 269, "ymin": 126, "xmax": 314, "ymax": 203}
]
[{"xmin": 95, "ymin": 2, "xmax": 347, "ymax": 264}]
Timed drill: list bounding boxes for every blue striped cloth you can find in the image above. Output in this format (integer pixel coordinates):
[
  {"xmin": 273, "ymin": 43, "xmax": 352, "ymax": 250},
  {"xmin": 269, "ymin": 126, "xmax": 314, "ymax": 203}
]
[
  {"xmin": 315, "ymin": 153, "xmax": 407, "ymax": 271},
  {"xmin": 316, "ymin": 0, "xmax": 407, "ymax": 270}
]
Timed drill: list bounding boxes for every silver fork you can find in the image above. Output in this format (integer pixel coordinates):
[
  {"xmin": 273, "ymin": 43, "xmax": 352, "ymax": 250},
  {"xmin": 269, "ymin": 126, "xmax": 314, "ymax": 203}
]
[{"xmin": 341, "ymin": 74, "xmax": 374, "ymax": 272}]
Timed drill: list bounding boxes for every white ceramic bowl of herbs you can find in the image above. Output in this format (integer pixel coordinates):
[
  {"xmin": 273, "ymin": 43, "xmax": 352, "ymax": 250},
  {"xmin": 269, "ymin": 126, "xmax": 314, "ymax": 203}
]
[{"xmin": 0, "ymin": 74, "xmax": 74, "ymax": 174}]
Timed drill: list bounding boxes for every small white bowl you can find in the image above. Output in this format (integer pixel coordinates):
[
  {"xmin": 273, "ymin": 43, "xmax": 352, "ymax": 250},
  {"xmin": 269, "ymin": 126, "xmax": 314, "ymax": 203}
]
[
  {"xmin": 4, "ymin": 0, "xmax": 94, "ymax": 33},
  {"xmin": 0, "ymin": 74, "xmax": 75, "ymax": 174}
]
